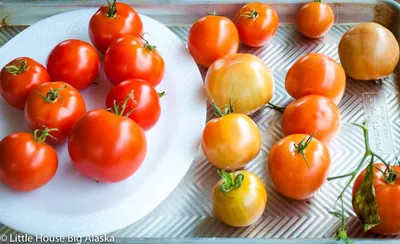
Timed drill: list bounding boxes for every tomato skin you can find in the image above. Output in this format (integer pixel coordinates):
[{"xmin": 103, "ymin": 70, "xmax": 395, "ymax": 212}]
[
  {"xmin": 89, "ymin": 2, "xmax": 143, "ymax": 55},
  {"xmin": 47, "ymin": 39, "xmax": 100, "ymax": 90},
  {"xmin": 24, "ymin": 82, "xmax": 86, "ymax": 144},
  {"xmin": 268, "ymin": 134, "xmax": 331, "ymax": 200},
  {"xmin": 201, "ymin": 114, "xmax": 261, "ymax": 170},
  {"xmin": 0, "ymin": 132, "xmax": 58, "ymax": 192},
  {"xmin": 106, "ymin": 79, "xmax": 161, "ymax": 130},
  {"xmin": 0, "ymin": 57, "xmax": 50, "ymax": 110},
  {"xmin": 68, "ymin": 109, "xmax": 147, "ymax": 183},
  {"xmin": 212, "ymin": 171, "xmax": 267, "ymax": 227},
  {"xmin": 353, "ymin": 164, "xmax": 400, "ymax": 235},
  {"xmin": 296, "ymin": 2, "xmax": 334, "ymax": 38},
  {"xmin": 188, "ymin": 15, "xmax": 239, "ymax": 68},
  {"xmin": 205, "ymin": 53, "xmax": 274, "ymax": 115},
  {"xmin": 235, "ymin": 3, "xmax": 279, "ymax": 47},
  {"xmin": 104, "ymin": 35, "xmax": 165, "ymax": 87},
  {"xmin": 285, "ymin": 53, "xmax": 346, "ymax": 105},
  {"xmin": 281, "ymin": 95, "xmax": 341, "ymax": 144}
]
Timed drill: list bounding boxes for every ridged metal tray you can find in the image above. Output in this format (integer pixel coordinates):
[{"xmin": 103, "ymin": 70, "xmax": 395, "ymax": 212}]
[{"xmin": 1, "ymin": 0, "xmax": 400, "ymax": 243}]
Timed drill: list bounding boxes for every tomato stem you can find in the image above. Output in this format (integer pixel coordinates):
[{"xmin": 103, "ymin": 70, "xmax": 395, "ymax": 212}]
[
  {"xmin": 33, "ymin": 126, "xmax": 58, "ymax": 143},
  {"xmin": 267, "ymin": 102, "xmax": 286, "ymax": 113},
  {"xmin": 328, "ymin": 197, "xmax": 352, "ymax": 244},
  {"xmin": 111, "ymin": 90, "xmax": 135, "ymax": 117},
  {"xmin": 106, "ymin": 0, "xmax": 117, "ymax": 18},
  {"xmin": 137, "ymin": 33, "xmax": 157, "ymax": 51},
  {"xmin": 314, "ymin": 0, "xmax": 322, "ymax": 2},
  {"xmin": 5, "ymin": 60, "xmax": 30, "ymax": 75},
  {"xmin": 158, "ymin": 91, "xmax": 166, "ymax": 98},
  {"xmin": 239, "ymin": 9, "xmax": 259, "ymax": 21},
  {"xmin": 38, "ymin": 85, "xmax": 67, "ymax": 104},
  {"xmin": 294, "ymin": 133, "xmax": 315, "ymax": 169},
  {"xmin": 211, "ymin": 99, "xmax": 233, "ymax": 117},
  {"xmin": 217, "ymin": 170, "xmax": 244, "ymax": 194}
]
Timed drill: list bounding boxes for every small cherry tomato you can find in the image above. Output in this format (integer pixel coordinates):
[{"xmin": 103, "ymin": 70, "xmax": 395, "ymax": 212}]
[
  {"xmin": 285, "ymin": 53, "xmax": 346, "ymax": 105},
  {"xmin": 280, "ymin": 95, "xmax": 341, "ymax": 144},
  {"xmin": 268, "ymin": 134, "xmax": 331, "ymax": 200},
  {"xmin": 296, "ymin": 0, "xmax": 334, "ymax": 38},
  {"xmin": 0, "ymin": 127, "xmax": 58, "ymax": 192},
  {"xmin": 201, "ymin": 103, "xmax": 261, "ymax": 170},
  {"xmin": 24, "ymin": 82, "xmax": 86, "ymax": 144},
  {"xmin": 0, "ymin": 57, "xmax": 50, "ymax": 109},
  {"xmin": 68, "ymin": 96, "xmax": 147, "ymax": 183},
  {"xmin": 89, "ymin": 0, "xmax": 143, "ymax": 55},
  {"xmin": 212, "ymin": 170, "xmax": 267, "ymax": 227},
  {"xmin": 188, "ymin": 13, "xmax": 239, "ymax": 68},
  {"xmin": 106, "ymin": 78, "xmax": 162, "ymax": 130},
  {"xmin": 234, "ymin": 2, "xmax": 279, "ymax": 47},
  {"xmin": 104, "ymin": 35, "xmax": 165, "ymax": 87},
  {"xmin": 47, "ymin": 39, "xmax": 100, "ymax": 90},
  {"xmin": 353, "ymin": 163, "xmax": 400, "ymax": 235}
]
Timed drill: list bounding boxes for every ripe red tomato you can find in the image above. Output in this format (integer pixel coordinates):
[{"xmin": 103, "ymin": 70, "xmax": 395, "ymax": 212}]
[
  {"xmin": 68, "ymin": 104, "xmax": 147, "ymax": 182},
  {"xmin": 0, "ymin": 57, "xmax": 50, "ymax": 110},
  {"xmin": 0, "ymin": 128, "xmax": 58, "ymax": 192},
  {"xmin": 47, "ymin": 39, "xmax": 100, "ymax": 90},
  {"xmin": 106, "ymin": 78, "xmax": 162, "ymax": 130},
  {"xmin": 285, "ymin": 53, "xmax": 346, "ymax": 105},
  {"xmin": 104, "ymin": 35, "xmax": 165, "ymax": 87},
  {"xmin": 296, "ymin": 1, "xmax": 334, "ymax": 38},
  {"xmin": 234, "ymin": 3, "xmax": 279, "ymax": 47},
  {"xmin": 268, "ymin": 134, "xmax": 331, "ymax": 200},
  {"xmin": 24, "ymin": 82, "xmax": 86, "ymax": 144},
  {"xmin": 188, "ymin": 13, "xmax": 239, "ymax": 68},
  {"xmin": 281, "ymin": 95, "xmax": 341, "ymax": 144},
  {"xmin": 89, "ymin": 0, "xmax": 143, "ymax": 54}
]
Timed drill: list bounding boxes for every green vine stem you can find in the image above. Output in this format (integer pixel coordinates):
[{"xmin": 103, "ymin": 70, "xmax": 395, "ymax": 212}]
[
  {"xmin": 38, "ymin": 85, "xmax": 67, "ymax": 104},
  {"xmin": 240, "ymin": 9, "xmax": 259, "ymax": 20},
  {"xmin": 315, "ymin": 0, "xmax": 322, "ymax": 2},
  {"xmin": 211, "ymin": 99, "xmax": 234, "ymax": 117},
  {"xmin": 267, "ymin": 102, "xmax": 286, "ymax": 113},
  {"xmin": 218, "ymin": 170, "xmax": 244, "ymax": 195},
  {"xmin": 328, "ymin": 197, "xmax": 352, "ymax": 244},
  {"xmin": 294, "ymin": 133, "xmax": 315, "ymax": 169},
  {"xmin": 137, "ymin": 33, "xmax": 157, "ymax": 51},
  {"xmin": 111, "ymin": 90, "xmax": 135, "ymax": 117},
  {"xmin": 33, "ymin": 126, "xmax": 58, "ymax": 143},
  {"xmin": 5, "ymin": 60, "xmax": 30, "ymax": 75},
  {"xmin": 106, "ymin": 0, "xmax": 117, "ymax": 18},
  {"xmin": 158, "ymin": 91, "xmax": 166, "ymax": 98}
]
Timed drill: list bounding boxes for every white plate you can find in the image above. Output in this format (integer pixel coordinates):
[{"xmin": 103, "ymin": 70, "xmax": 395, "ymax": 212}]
[{"xmin": 0, "ymin": 9, "xmax": 206, "ymax": 236}]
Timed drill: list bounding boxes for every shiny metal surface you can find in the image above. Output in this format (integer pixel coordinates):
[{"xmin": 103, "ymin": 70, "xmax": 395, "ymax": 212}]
[{"xmin": 0, "ymin": 0, "xmax": 400, "ymax": 242}]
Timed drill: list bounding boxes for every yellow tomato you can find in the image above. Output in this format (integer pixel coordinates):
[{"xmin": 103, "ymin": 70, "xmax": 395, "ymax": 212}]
[
  {"xmin": 338, "ymin": 22, "xmax": 400, "ymax": 80},
  {"xmin": 204, "ymin": 53, "xmax": 274, "ymax": 115},
  {"xmin": 212, "ymin": 170, "xmax": 267, "ymax": 227},
  {"xmin": 201, "ymin": 109, "xmax": 262, "ymax": 170}
]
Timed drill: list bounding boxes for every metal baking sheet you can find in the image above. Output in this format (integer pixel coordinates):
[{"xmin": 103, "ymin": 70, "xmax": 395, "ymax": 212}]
[{"xmin": 0, "ymin": 0, "xmax": 400, "ymax": 242}]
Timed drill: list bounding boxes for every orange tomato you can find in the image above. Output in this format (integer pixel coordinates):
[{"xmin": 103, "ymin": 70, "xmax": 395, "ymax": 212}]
[
  {"xmin": 188, "ymin": 13, "xmax": 239, "ymax": 68},
  {"xmin": 212, "ymin": 170, "xmax": 267, "ymax": 227},
  {"xmin": 285, "ymin": 53, "xmax": 346, "ymax": 105},
  {"xmin": 268, "ymin": 134, "xmax": 331, "ymax": 200},
  {"xmin": 296, "ymin": 0, "xmax": 334, "ymax": 38},
  {"xmin": 234, "ymin": 3, "xmax": 279, "ymax": 47},
  {"xmin": 281, "ymin": 95, "xmax": 341, "ymax": 144}
]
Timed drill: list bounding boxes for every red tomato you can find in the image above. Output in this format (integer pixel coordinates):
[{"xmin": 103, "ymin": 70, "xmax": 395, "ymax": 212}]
[
  {"xmin": 68, "ymin": 103, "xmax": 147, "ymax": 182},
  {"xmin": 106, "ymin": 78, "xmax": 162, "ymax": 130},
  {"xmin": 0, "ymin": 57, "xmax": 50, "ymax": 109},
  {"xmin": 296, "ymin": 0, "xmax": 334, "ymax": 38},
  {"xmin": 235, "ymin": 3, "xmax": 279, "ymax": 47},
  {"xmin": 47, "ymin": 39, "xmax": 100, "ymax": 90},
  {"xmin": 89, "ymin": 0, "xmax": 143, "ymax": 54},
  {"xmin": 24, "ymin": 82, "xmax": 86, "ymax": 144},
  {"xmin": 353, "ymin": 163, "xmax": 400, "ymax": 235},
  {"xmin": 188, "ymin": 13, "xmax": 239, "ymax": 68},
  {"xmin": 281, "ymin": 95, "xmax": 341, "ymax": 144},
  {"xmin": 0, "ymin": 128, "xmax": 58, "ymax": 192},
  {"xmin": 104, "ymin": 35, "xmax": 165, "ymax": 87},
  {"xmin": 285, "ymin": 53, "xmax": 346, "ymax": 105}
]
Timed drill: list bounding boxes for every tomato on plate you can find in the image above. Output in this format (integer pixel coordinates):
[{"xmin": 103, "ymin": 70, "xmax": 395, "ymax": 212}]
[
  {"xmin": 0, "ymin": 127, "xmax": 58, "ymax": 192},
  {"xmin": 285, "ymin": 53, "xmax": 346, "ymax": 105},
  {"xmin": 280, "ymin": 95, "xmax": 341, "ymax": 144},
  {"xmin": 201, "ymin": 102, "xmax": 261, "ymax": 170},
  {"xmin": 205, "ymin": 53, "xmax": 274, "ymax": 115},
  {"xmin": 47, "ymin": 39, "xmax": 100, "ymax": 90},
  {"xmin": 234, "ymin": 2, "xmax": 279, "ymax": 47},
  {"xmin": 104, "ymin": 35, "xmax": 165, "ymax": 87},
  {"xmin": 212, "ymin": 170, "xmax": 267, "ymax": 227},
  {"xmin": 0, "ymin": 57, "xmax": 50, "ymax": 110},
  {"xmin": 106, "ymin": 78, "xmax": 162, "ymax": 130},
  {"xmin": 296, "ymin": 0, "xmax": 334, "ymax": 38},
  {"xmin": 89, "ymin": 0, "xmax": 143, "ymax": 55},
  {"xmin": 188, "ymin": 13, "xmax": 239, "ymax": 68},
  {"xmin": 268, "ymin": 134, "xmax": 331, "ymax": 200},
  {"xmin": 24, "ymin": 82, "xmax": 86, "ymax": 144},
  {"xmin": 68, "ymin": 94, "xmax": 147, "ymax": 183}
]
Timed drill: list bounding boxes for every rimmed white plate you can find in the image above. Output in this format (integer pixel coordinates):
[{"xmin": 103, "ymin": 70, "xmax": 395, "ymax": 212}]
[{"xmin": 0, "ymin": 9, "xmax": 206, "ymax": 236}]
